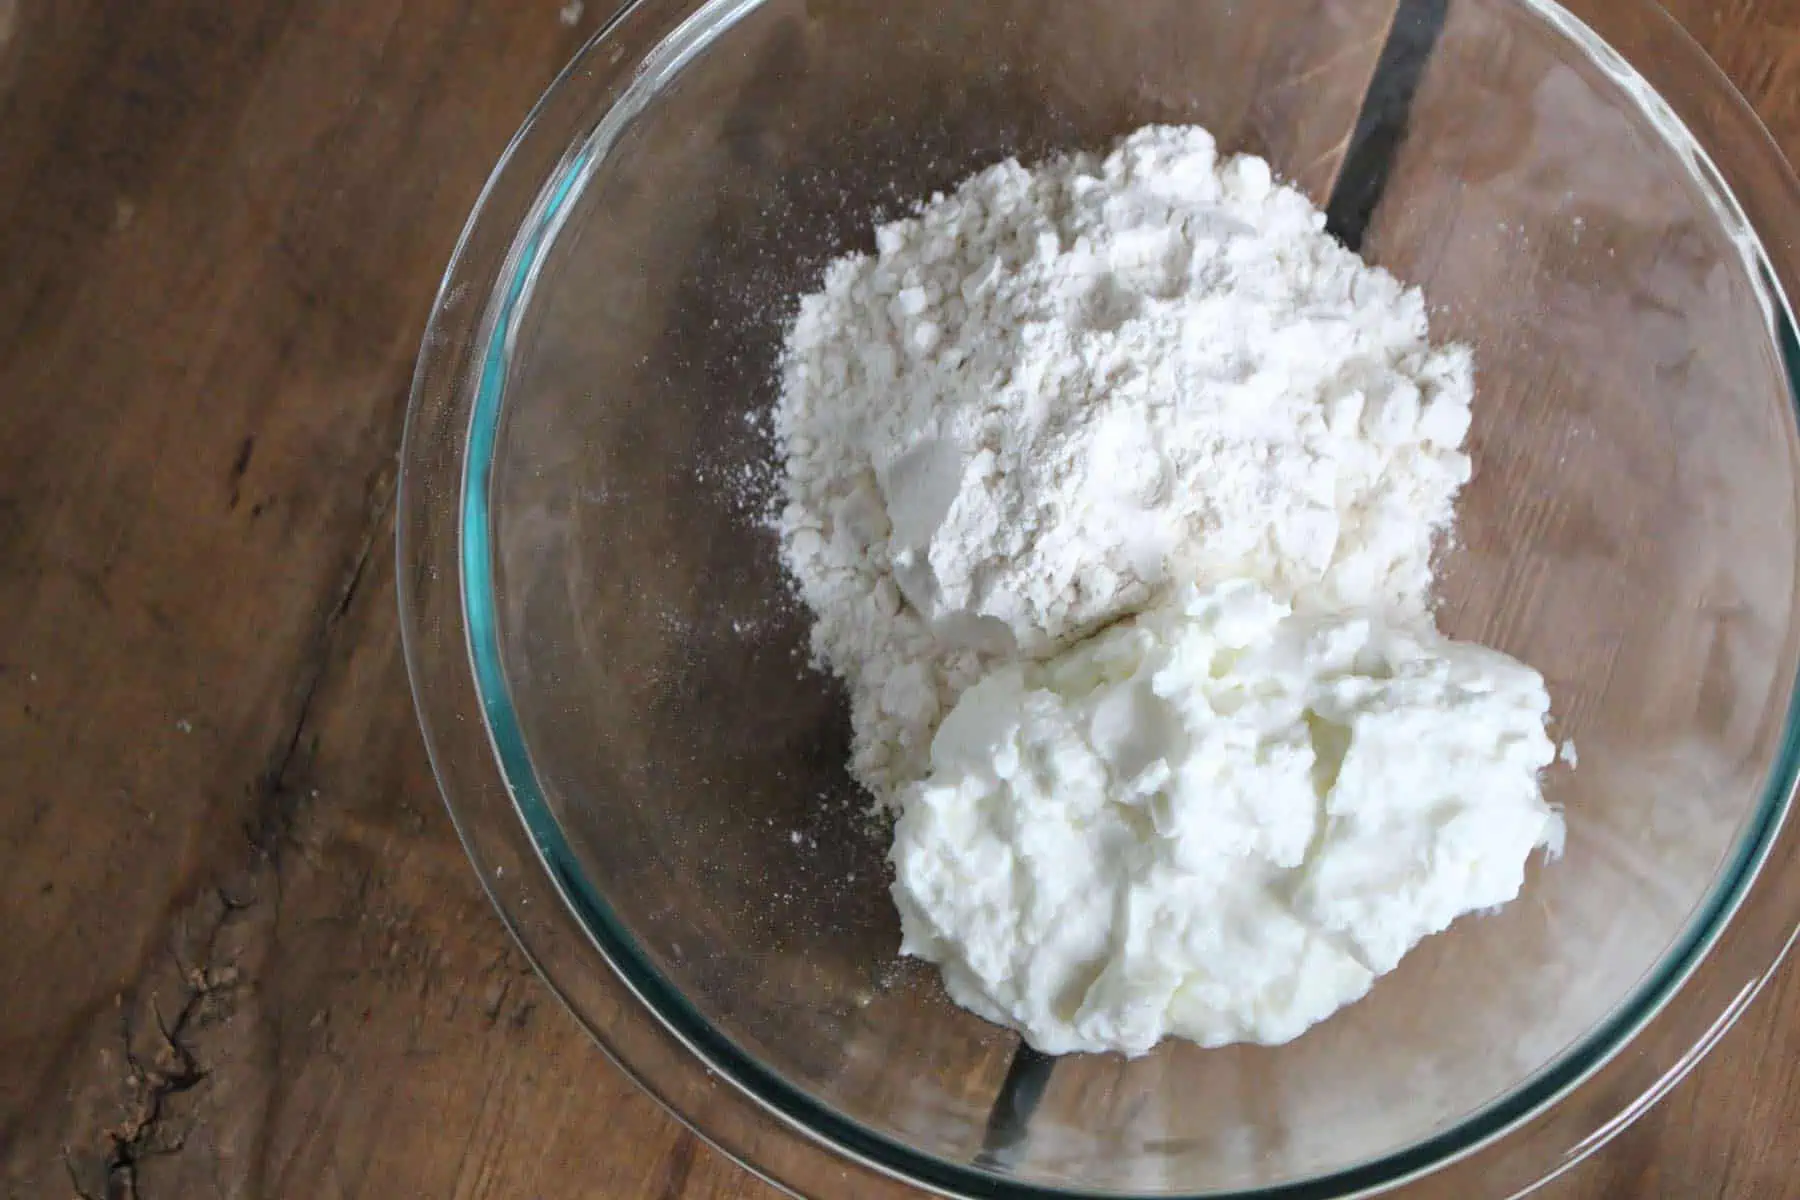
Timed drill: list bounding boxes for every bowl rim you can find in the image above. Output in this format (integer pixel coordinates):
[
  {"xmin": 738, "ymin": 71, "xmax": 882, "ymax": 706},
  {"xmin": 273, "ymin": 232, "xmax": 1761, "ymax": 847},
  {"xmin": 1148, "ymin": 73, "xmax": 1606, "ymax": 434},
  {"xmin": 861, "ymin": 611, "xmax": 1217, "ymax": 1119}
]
[{"xmin": 397, "ymin": 0, "xmax": 1800, "ymax": 1196}]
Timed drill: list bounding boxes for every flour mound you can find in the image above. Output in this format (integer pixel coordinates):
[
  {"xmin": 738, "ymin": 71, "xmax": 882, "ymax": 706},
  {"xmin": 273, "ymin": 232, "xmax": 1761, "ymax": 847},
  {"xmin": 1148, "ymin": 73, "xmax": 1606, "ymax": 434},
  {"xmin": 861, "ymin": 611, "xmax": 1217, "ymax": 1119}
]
[{"xmin": 775, "ymin": 125, "xmax": 1474, "ymax": 805}]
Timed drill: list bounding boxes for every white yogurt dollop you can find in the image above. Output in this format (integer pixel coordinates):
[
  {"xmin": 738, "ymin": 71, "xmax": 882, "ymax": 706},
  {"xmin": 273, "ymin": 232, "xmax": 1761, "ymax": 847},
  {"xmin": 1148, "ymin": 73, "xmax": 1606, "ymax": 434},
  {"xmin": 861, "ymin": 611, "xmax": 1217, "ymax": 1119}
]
[{"xmin": 889, "ymin": 580, "xmax": 1561, "ymax": 1057}]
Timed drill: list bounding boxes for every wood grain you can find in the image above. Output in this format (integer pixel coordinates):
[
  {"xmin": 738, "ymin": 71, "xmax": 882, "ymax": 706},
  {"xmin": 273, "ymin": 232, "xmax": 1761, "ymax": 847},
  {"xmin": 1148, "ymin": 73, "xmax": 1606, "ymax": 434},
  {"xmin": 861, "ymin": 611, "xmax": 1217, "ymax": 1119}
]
[
  {"xmin": 1533, "ymin": 8, "xmax": 1800, "ymax": 1193},
  {"xmin": 0, "ymin": 1, "xmax": 1396, "ymax": 1196},
  {"xmin": 1, "ymin": 2, "xmax": 1796, "ymax": 1199},
  {"xmin": 1356, "ymin": 2, "xmax": 1800, "ymax": 1198}
]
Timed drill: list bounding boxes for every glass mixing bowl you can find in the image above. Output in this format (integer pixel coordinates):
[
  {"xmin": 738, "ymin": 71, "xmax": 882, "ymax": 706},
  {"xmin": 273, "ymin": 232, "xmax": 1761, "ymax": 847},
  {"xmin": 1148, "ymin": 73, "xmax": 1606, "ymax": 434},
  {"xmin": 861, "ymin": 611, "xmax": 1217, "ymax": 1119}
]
[{"xmin": 398, "ymin": 0, "xmax": 1800, "ymax": 1195}]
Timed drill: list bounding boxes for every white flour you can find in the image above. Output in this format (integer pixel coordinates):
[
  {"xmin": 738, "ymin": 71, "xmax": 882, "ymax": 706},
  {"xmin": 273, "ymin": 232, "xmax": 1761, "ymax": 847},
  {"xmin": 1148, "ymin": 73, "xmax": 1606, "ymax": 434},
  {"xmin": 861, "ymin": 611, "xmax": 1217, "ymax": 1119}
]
[
  {"xmin": 772, "ymin": 125, "xmax": 1558, "ymax": 1055},
  {"xmin": 777, "ymin": 126, "xmax": 1473, "ymax": 802}
]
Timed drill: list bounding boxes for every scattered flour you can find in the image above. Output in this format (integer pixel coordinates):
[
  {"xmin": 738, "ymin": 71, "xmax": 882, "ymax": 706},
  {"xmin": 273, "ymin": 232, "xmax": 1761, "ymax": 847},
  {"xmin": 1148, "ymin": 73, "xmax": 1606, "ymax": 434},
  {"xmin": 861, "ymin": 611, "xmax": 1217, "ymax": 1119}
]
[{"xmin": 772, "ymin": 125, "xmax": 1561, "ymax": 1055}]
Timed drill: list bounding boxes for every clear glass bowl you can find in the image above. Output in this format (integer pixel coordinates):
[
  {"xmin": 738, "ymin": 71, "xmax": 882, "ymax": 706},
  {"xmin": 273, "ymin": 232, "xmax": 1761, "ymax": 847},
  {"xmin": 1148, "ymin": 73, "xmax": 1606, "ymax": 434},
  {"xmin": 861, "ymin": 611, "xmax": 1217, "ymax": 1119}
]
[{"xmin": 397, "ymin": 1, "xmax": 1800, "ymax": 1196}]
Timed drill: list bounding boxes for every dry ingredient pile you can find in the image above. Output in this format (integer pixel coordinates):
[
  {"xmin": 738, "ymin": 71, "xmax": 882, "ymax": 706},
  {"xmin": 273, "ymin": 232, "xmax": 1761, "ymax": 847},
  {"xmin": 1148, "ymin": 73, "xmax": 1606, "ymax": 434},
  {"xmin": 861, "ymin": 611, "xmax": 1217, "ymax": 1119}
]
[{"xmin": 772, "ymin": 126, "xmax": 1563, "ymax": 1057}]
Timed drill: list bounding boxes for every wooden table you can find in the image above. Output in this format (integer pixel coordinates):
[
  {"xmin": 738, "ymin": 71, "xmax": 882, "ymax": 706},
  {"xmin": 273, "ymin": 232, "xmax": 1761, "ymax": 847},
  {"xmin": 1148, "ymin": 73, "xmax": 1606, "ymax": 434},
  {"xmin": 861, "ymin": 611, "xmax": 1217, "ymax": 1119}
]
[{"xmin": 5, "ymin": 1, "xmax": 1800, "ymax": 1196}]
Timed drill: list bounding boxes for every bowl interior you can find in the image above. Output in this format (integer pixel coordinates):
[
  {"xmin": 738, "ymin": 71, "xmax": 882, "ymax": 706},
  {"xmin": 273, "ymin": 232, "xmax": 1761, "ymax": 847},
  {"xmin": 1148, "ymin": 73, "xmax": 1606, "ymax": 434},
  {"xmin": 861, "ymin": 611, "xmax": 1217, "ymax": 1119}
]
[{"xmin": 476, "ymin": 0, "xmax": 1800, "ymax": 1192}]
